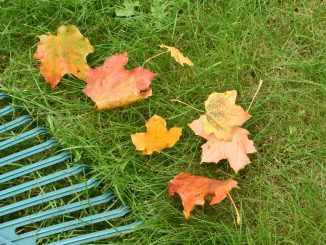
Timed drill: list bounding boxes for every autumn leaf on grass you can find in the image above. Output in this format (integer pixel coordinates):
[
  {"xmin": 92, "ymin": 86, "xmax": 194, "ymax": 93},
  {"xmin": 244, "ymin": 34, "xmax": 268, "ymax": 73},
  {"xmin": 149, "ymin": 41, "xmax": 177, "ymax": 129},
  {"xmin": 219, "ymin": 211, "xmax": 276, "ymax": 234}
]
[
  {"xmin": 131, "ymin": 115, "xmax": 182, "ymax": 155},
  {"xmin": 168, "ymin": 172, "xmax": 238, "ymax": 219},
  {"xmin": 201, "ymin": 128, "xmax": 256, "ymax": 172},
  {"xmin": 194, "ymin": 90, "xmax": 251, "ymax": 141},
  {"xmin": 189, "ymin": 116, "xmax": 256, "ymax": 172},
  {"xmin": 34, "ymin": 25, "xmax": 94, "ymax": 88},
  {"xmin": 159, "ymin": 44, "xmax": 193, "ymax": 66},
  {"xmin": 83, "ymin": 52, "xmax": 156, "ymax": 110}
]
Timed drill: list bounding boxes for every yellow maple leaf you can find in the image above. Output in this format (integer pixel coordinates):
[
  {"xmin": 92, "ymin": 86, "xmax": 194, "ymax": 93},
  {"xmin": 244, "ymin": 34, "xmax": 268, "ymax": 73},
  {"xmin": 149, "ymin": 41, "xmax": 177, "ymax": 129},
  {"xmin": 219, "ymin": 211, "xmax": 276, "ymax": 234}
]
[
  {"xmin": 131, "ymin": 115, "xmax": 182, "ymax": 155},
  {"xmin": 203, "ymin": 90, "xmax": 251, "ymax": 141},
  {"xmin": 159, "ymin": 44, "xmax": 194, "ymax": 66}
]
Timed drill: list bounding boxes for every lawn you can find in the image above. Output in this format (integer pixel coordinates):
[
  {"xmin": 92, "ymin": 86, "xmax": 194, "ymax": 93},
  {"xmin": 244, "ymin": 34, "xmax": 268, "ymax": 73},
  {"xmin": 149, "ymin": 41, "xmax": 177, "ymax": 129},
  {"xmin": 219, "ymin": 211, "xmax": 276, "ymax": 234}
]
[{"xmin": 0, "ymin": 0, "xmax": 325, "ymax": 244}]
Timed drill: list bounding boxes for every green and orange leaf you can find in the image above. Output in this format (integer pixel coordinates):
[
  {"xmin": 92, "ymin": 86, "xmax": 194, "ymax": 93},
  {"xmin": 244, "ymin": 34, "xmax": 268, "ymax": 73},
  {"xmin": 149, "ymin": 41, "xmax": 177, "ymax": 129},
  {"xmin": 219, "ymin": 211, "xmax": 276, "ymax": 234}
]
[{"xmin": 34, "ymin": 25, "xmax": 94, "ymax": 88}]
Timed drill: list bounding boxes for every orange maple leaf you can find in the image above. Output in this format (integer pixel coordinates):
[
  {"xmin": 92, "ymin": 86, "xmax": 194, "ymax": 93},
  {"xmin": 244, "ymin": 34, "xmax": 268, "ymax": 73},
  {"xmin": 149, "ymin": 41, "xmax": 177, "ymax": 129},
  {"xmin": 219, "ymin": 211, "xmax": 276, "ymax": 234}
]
[
  {"xmin": 159, "ymin": 44, "xmax": 194, "ymax": 66},
  {"xmin": 34, "ymin": 25, "xmax": 94, "ymax": 88},
  {"xmin": 83, "ymin": 52, "xmax": 156, "ymax": 110},
  {"xmin": 131, "ymin": 115, "xmax": 182, "ymax": 155},
  {"xmin": 202, "ymin": 90, "xmax": 251, "ymax": 141},
  {"xmin": 168, "ymin": 172, "xmax": 238, "ymax": 219},
  {"xmin": 189, "ymin": 116, "xmax": 256, "ymax": 173}
]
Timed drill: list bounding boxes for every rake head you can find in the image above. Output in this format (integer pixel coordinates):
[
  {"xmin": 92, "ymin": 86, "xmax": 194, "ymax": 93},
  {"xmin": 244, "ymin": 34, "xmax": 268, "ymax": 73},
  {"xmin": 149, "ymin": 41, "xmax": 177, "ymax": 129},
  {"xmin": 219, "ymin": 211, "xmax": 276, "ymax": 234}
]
[{"xmin": 0, "ymin": 93, "xmax": 141, "ymax": 245}]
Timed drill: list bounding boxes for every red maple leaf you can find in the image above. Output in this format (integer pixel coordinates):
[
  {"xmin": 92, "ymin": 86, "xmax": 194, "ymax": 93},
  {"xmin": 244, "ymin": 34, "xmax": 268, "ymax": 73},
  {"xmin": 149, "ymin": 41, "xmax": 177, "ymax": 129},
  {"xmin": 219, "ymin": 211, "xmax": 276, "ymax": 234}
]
[{"xmin": 83, "ymin": 52, "xmax": 156, "ymax": 110}]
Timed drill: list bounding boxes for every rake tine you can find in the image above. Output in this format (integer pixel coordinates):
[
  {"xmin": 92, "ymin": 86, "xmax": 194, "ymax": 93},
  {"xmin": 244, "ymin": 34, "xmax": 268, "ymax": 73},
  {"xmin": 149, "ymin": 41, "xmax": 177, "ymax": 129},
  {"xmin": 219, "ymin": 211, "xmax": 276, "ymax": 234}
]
[
  {"xmin": 0, "ymin": 193, "xmax": 114, "ymax": 240},
  {"xmin": 0, "ymin": 93, "xmax": 8, "ymax": 100},
  {"xmin": 49, "ymin": 220, "xmax": 143, "ymax": 245},
  {"xmin": 0, "ymin": 179, "xmax": 100, "ymax": 216},
  {"xmin": 0, "ymin": 104, "xmax": 14, "ymax": 117},
  {"xmin": 16, "ymin": 206, "xmax": 130, "ymax": 242},
  {"xmin": 0, "ymin": 127, "xmax": 47, "ymax": 151},
  {"xmin": 0, "ymin": 151, "xmax": 71, "ymax": 184},
  {"xmin": 0, "ymin": 115, "xmax": 32, "ymax": 134},
  {"xmin": 0, "ymin": 139, "xmax": 58, "ymax": 167},
  {"xmin": 0, "ymin": 165, "xmax": 86, "ymax": 200}
]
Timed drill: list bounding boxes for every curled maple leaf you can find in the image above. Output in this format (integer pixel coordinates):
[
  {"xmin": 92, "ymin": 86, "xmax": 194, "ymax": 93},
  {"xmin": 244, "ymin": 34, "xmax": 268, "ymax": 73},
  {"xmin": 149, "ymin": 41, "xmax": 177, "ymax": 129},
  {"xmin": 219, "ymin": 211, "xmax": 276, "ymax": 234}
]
[
  {"xmin": 83, "ymin": 52, "xmax": 156, "ymax": 110},
  {"xmin": 34, "ymin": 25, "xmax": 94, "ymax": 88},
  {"xmin": 168, "ymin": 172, "xmax": 239, "ymax": 219},
  {"xmin": 159, "ymin": 44, "xmax": 194, "ymax": 66},
  {"xmin": 131, "ymin": 115, "xmax": 182, "ymax": 155},
  {"xmin": 202, "ymin": 90, "xmax": 251, "ymax": 141}
]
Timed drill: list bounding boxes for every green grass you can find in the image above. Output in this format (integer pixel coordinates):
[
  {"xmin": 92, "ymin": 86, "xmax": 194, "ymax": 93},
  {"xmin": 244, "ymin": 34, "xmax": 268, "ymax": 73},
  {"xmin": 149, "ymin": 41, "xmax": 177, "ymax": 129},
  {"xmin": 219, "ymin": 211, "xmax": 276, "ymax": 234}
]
[{"xmin": 0, "ymin": 0, "xmax": 325, "ymax": 244}]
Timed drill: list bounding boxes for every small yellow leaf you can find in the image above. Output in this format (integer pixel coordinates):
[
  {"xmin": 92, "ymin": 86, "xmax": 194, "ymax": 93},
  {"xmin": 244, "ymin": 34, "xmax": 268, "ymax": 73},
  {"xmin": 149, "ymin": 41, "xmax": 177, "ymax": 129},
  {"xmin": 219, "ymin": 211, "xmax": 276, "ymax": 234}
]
[
  {"xmin": 159, "ymin": 44, "xmax": 194, "ymax": 66},
  {"xmin": 131, "ymin": 115, "xmax": 182, "ymax": 155}
]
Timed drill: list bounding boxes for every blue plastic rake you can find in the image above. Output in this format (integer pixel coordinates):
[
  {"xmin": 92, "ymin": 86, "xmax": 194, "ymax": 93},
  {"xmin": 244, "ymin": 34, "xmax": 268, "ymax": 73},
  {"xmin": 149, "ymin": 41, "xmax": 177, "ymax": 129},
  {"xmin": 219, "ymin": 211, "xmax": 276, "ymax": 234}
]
[{"xmin": 0, "ymin": 93, "xmax": 141, "ymax": 245}]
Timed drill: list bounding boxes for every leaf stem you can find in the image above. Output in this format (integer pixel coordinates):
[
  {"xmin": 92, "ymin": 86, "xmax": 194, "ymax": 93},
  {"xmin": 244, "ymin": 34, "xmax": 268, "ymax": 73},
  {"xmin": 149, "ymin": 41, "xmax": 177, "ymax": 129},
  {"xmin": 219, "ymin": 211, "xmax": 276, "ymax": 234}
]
[
  {"xmin": 143, "ymin": 51, "xmax": 169, "ymax": 65},
  {"xmin": 247, "ymin": 80, "xmax": 263, "ymax": 112},
  {"xmin": 170, "ymin": 99, "xmax": 204, "ymax": 113},
  {"xmin": 228, "ymin": 193, "xmax": 240, "ymax": 225}
]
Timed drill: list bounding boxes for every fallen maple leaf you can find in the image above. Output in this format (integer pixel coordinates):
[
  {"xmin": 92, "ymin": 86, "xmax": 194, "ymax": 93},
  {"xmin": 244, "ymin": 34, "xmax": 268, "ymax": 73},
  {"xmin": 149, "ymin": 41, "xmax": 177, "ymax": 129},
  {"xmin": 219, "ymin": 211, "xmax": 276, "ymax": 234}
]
[
  {"xmin": 202, "ymin": 90, "xmax": 251, "ymax": 140},
  {"xmin": 83, "ymin": 52, "xmax": 156, "ymax": 110},
  {"xmin": 131, "ymin": 115, "xmax": 182, "ymax": 155},
  {"xmin": 34, "ymin": 25, "xmax": 94, "ymax": 88},
  {"xmin": 168, "ymin": 172, "xmax": 238, "ymax": 219},
  {"xmin": 202, "ymin": 128, "xmax": 256, "ymax": 172},
  {"xmin": 159, "ymin": 44, "xmax": 193, "ymax": 66},
  {"xmin": 189, "ymin": 116, "xmax": 256, "ymax": 172}
]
